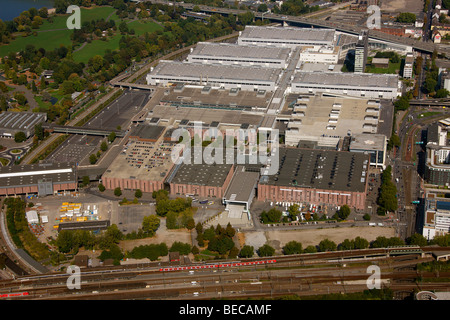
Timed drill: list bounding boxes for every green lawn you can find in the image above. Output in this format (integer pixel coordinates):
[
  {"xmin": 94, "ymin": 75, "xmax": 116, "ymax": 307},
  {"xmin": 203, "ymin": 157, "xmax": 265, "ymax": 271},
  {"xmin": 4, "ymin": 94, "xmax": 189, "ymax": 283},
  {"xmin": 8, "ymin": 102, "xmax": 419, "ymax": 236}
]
[
  {"xmin": 127, "ymin": 20, "xmax": 163, "ymax": 36},
  {"xmin": 39, "ymin": 6, "xmax": 117, "ymax": 31},
  {"xmin": 0, "ymin": 6, "xmax": 119, "ymax": 57},
  {"xmin": 365, "ymin": 57, "xmax": 402, "ymax": 75},
  {"xmin": 0, "ymin": 29, "xmax": 72, "ymax": 56},
  {"xmin": 73, "ymin": 33, "xmax": 123, "ymax": 63}
]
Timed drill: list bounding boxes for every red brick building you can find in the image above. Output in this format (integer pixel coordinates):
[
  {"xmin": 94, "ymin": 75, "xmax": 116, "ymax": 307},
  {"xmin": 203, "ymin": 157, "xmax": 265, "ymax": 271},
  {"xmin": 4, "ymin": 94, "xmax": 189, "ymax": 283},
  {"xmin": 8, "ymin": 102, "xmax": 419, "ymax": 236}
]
[{"xmin": 257, "ymin": 148, "xmax": 369, "ymax": 210}]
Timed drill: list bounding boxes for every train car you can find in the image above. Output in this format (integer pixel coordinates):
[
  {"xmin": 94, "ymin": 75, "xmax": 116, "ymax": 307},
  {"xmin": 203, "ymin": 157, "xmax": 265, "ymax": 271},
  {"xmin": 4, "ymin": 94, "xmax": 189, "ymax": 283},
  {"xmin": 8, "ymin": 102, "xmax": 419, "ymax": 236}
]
[
  {"xmin": 159, "ymin": 259, "xmax": 276, "ymax": 272},
  {"xmin": 0, "ymin": 292, "xmax": 29, "ymax": 298}
]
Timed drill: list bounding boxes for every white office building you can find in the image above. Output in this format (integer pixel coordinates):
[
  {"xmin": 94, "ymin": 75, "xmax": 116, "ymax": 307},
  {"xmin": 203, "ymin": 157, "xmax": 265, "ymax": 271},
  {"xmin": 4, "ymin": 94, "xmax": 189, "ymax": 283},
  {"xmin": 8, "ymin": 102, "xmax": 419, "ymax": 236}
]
[
  {"xmin": 423, "ymin": 194, "xmax": 450, "ymax": 240},
  {"xmin": 299, "ymin": 45, "xmax": 341, "ymax": 64}
]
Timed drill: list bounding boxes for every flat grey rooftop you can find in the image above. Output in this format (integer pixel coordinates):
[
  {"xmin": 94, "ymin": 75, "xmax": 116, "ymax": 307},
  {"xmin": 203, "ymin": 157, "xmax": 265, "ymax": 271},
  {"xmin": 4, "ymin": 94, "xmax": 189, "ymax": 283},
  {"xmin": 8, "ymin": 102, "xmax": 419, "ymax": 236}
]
[
  {"xmin": 151, "ymin": 60, "xmax": 282, "ymax": 82},
  {"xmin": 260, "ymin": 147, "xmax": 369, "ymax": 193},
  {"xmin": 190, "ymin": 42, "xmax": 291, "ymax": 61},
  {"xmin": 240, "ymin": 26, "xmax": 335, "ymax": 43},
  {"xmin": 0, "ymin": 162, "xmax": 76, "ymax": 188},
  {"xmin": 0, "ymin": 112, "xmax": 46, "ymax": 130},
  {"xmin": 160, "ymin": 86, "xmax": 270, "ymax": 110},
  {"xmin": 130, "ymin": 124, "xmax": 165, "ymax": 140},
  {"xmin": 170, "ymin": 151, "xmax": 233, "ymax": 187},
  {"xmin": 293, "ymin": 72, "xmax": 399, "ymax": 89},
  {"xmin": 349, "ymin": 133, "xmax": 386, "ymax": 151},
  {"xmin": 286, "ymin": 94, "xmax": 380, "ymax": 137},
  {"xmin": 151, "ymin": 105, "xmax": 264, "ymax": 127},
  {"xmin": 224, "ymin": 166, "xmax": 260, "ymax": 202}
]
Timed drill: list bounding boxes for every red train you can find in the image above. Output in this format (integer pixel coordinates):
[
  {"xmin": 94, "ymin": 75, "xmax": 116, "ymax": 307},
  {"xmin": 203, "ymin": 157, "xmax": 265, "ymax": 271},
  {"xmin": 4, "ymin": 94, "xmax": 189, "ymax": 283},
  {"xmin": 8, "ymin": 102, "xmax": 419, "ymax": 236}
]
[
  {"xmin": 159, "ymin": 259, "xmax": 276, "ymax": 272},
  {"xmin": 0, "ymin": 292, "xmax": 29, "ymax": 298}
]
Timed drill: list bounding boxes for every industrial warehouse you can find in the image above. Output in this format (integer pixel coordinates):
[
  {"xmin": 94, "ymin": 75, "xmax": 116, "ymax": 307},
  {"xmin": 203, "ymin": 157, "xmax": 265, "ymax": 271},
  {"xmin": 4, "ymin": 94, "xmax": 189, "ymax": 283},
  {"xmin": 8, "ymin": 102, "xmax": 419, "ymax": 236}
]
[
  {"xmin": 146, "ymin": 60, "xmax": 282, "ymax": 91},
  {"xmin": 187, "ymin": 42, "xmax": 292, "ymax": 68},
  {"xmin": 1, "ymin": 1, "xmax": 448, "ymax": 300},
  {"xmin": 290, "ymin": 72, "xmax": 400, "ymax": 99},
  {"xmin": 237, "ymin": 26, "xmax": 336, "ymax": 49},
  {"xmin": 0, "ymin": 112, "xmax": 47, "ymax": 139},
  {"xmin": 0, "ymin": 162, "xmax": 77, "ymax": 196},
  {"xmin": 257, "ymin": 148, "xmax": 369, "ymax": 210}
]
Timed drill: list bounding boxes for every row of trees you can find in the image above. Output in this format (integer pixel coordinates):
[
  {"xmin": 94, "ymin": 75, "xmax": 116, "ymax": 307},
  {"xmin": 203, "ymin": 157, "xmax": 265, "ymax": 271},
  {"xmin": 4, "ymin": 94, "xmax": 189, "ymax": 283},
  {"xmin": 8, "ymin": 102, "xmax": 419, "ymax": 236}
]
[
  {"xmin": 260, "ymin": 204, "xmax": 353, "ymax": 224},
  {"xmin": 195, "ymin": 222, "xmax": 237, "ymax": 256},
  {"xmin": 5, "ymin": 198, "xmax": 50, "ymax": 261},
  {"xmin": 377, "ymin": 165, "xmax": 398, "ymax": 215},
  {"xmin": 239, "ymin": 233, "xmax": 445, "ymax": 259},
  {"xmin": 153, "ymin": 190, "xmax": 195, "ymax": 229}
]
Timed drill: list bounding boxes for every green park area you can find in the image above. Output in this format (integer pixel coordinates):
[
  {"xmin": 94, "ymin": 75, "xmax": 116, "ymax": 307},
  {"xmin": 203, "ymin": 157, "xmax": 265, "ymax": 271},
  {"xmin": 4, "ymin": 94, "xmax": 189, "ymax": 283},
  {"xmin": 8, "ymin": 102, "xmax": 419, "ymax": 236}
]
[
  {"xmin": 365, "ymin": 58, "xmax": 402, "ymax": 75},
  {"xmin": 0, "ymin": 6, "xmax": 161, "ymax": 62}
]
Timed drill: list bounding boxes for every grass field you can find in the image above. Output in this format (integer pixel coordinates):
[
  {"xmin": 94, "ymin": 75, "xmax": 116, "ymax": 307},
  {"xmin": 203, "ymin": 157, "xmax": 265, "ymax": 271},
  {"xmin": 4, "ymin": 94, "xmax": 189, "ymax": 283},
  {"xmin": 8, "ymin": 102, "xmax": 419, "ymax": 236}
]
[
  {"xmin": 39, "ymin": 6, "xmax": 117, "ymax": 31},
  {"xmin": 0, "ymin": 6, "xmax": 120, "ymax": 57},
  {"xmin": 73, "ymin": 33, "xmax": 122, "ymax": 63},
  {"xmin": 127, "ymin": 20, "xmax": 163, "ymax": 36},
  {"xmin": 365, "ymin": 62, "xmax": 401, "ymax": 74},
  {"xmin": 0, "ymin": 29, "xmax": 72, "ymax": 56},
  {"xmin": 72, "ymin": 20, "xmax": 163, "ymax": 63}
]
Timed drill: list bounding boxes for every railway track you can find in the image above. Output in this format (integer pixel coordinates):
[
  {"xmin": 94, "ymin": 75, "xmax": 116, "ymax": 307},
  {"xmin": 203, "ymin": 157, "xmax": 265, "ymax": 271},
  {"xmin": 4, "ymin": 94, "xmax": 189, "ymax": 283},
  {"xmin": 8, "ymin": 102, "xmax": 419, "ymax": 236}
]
[{"xmin": 1, "ymin": 246, "xmax": 448, "ymax": 299}]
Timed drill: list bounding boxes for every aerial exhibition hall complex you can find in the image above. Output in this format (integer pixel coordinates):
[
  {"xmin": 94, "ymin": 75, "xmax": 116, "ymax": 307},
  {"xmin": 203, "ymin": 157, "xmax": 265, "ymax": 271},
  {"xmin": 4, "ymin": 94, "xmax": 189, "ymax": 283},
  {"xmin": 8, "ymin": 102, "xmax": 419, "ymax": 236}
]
[{"xmin": 0, "ymin": 0, "xmax": 449, "ymax": 301}]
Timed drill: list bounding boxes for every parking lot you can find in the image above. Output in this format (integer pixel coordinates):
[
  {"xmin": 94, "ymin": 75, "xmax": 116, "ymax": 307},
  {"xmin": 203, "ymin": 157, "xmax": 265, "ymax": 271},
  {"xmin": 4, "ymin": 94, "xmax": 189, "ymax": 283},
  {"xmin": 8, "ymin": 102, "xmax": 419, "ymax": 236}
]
[
  {"xmin": 84, "ymin": 90, "xmax": 151, "ymax": 131},
  {"xmin": 46, "ymin": 135, "xmax": 101, "ymax": 165}
]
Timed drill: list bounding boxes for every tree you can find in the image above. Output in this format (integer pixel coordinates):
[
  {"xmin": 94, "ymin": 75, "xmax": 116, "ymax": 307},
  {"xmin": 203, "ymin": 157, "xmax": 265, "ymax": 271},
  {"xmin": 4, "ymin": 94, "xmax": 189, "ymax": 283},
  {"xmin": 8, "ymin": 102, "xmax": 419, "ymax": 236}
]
[
  {"xmin": 394, "ymin": 95, "xmax": 410, "ymax": 111},
  {"xmin": 436, "ymin": 88, "xmax": 449, "ymax": 98},
  {"xmin": 135, "ymin": 189, "xmax": 142, "ymax": 199},
  {"xmin": 258, "ymin": 244, "xmax": 275, "ymax": 257},
  {"xmin": 424, "ymin": 77, "xmax": 437, "ymax": 94},
  {"xmin": 337, "ymin": 205, "xmax": 351, "ymax": 220},
  {"xmin": 152, "ymin": 189, "xmax": 168, "ymax": 201},
  {"xmin": 89, "ymin": 55, "xmax": 104, "ymax": 73},
  {"xmin": 98, "ymin": 183, "xmax": 106, "ymax": 192},
  {"xmin": 89, "ymin": 153, "xmax": 97, "ymax": 164},
  {"xmin": 304, "ymin": 245, "xmax": 317, "ymax": 253},
  {"xmin": 260, "ymin": 208, "xmax": 282, "ymax": 224},
  {"xmin": 14, "ymin": 93, "xmax": 27, "ymax": 106},
  {"xmin": 186, "ymin": 218, "xmax": 195, "ymax": 230},
  {"xmin": 407, "ymin": 233, "xmax": 428, "ymax": 246},
  {"xmin": 283, "ymin": 241, "xmax": 303, "ymax": 255},
  {"xmin": 354, "ymin": 236, "xmax": 369, "ymax": 249},
  {"xmin": 166, "ymin": 211, "xmax": 178, "ymax": 229},
  {"xmin": 142, "ymin": 215, "xmax": 160, "ymax": 235},
  {"xmin": 35, "ymin": 123, "xmax": 44, "ymax": 141},
  {"xmin": 288, "ymin": 204, "xmax": 300, "ymax": 220},
  {"xmin": 387, "ymin": 134, "xmax": 401, "ymax": 151},
  {"xmin": 195, "ymin": 222, "xmax": 203, "ymax": 235},
  {"xmin": 257, "ymin": 3, "xmax": 268, "ymax": 12},
  {"xmin": 396, "ymin": 12, "xmax": 416, "ymax": 23},
  {"xmin": 103, "ymin": 224, "xmax": 123, "ymax": 246},
  {"xmin": 237, "ymin": 11, "xmax": 254, "ymax": 25},
  {"xmin": 319, "ymin": 239, "xmax": 337, "ymax": 252},
  {"xmin": 82, "ymin": 176, "xmax": 90, "ymax": 187},
  {"xmin": 108, "ymin": 131, "xmax": 116, "ymax": 142},
  {"xmin": 114, "ymin": 187, "xmax": 122, "ymax": 197},
  {"xmin": 225, "ymin": 222, "xmax": 235, "ymax": 238},
  {"xmin": 14, "ymin": 131, "xmax": 26, "ymax": 143},
  {"xmin": 119, "ymin": 21, "xmax": 129, "ymax": 34},
  {"xmin": 239, "ymin": 245, "xmax": 254, "ymax": 258},
  {"xmin": 339, "ymin": 239, "xmax": 355, "ymax": 251},
  {"xmin": 56, "ymin": 230, "xmax": 74, "ymax": 253},
  {"xmin": 100, "ymin": 141, "xmax": 108, "ymax": 152}
]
